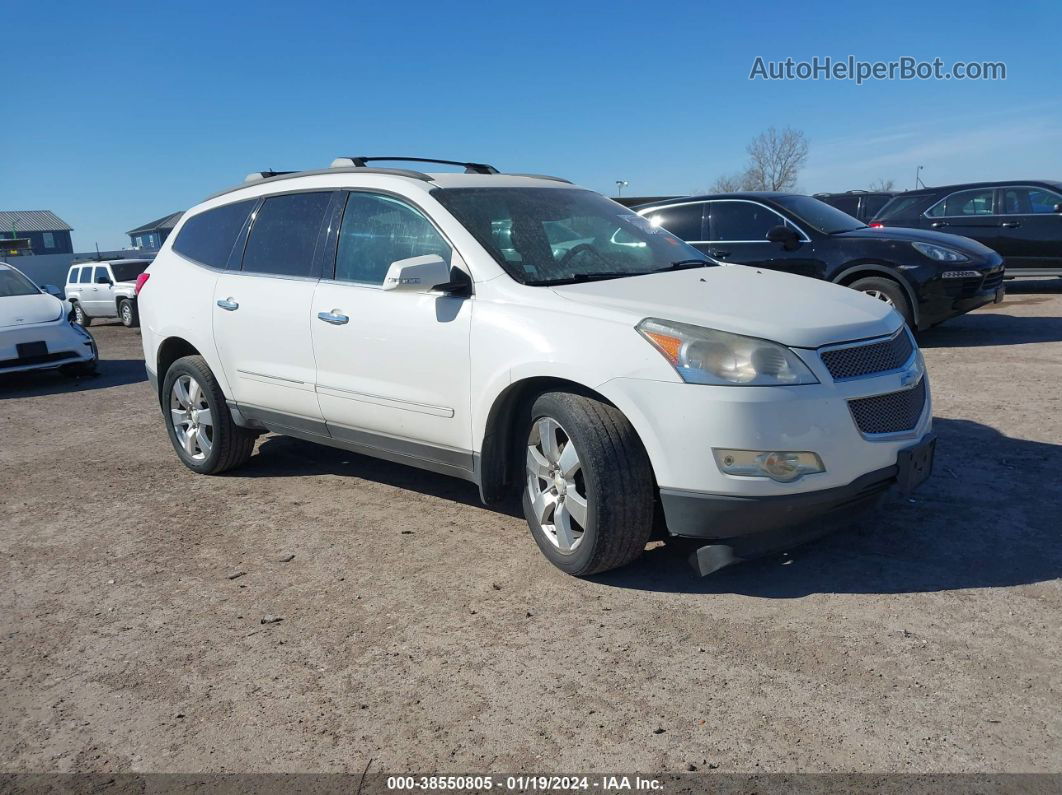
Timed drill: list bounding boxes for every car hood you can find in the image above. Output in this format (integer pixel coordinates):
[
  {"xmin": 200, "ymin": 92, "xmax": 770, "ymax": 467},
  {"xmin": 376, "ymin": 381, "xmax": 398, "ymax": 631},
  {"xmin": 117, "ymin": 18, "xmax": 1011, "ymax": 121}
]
[
  {"xmin": 835, "ymin": 225, "xmax": 999, "ymax": 258},
  {"xmin": 0, "ymin": 293, "xmax": 64, "ymax": 328},
  {"xmin": 550, "ymin": 265, "xmax": 901, "ymax": 348}
]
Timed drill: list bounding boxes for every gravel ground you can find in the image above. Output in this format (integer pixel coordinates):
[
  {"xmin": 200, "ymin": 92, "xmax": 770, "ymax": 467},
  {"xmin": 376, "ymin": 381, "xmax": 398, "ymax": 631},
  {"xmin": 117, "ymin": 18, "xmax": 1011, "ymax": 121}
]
[{"xmin": 1, "ymin": 283, "xmax": 1060, "ymax": 776}]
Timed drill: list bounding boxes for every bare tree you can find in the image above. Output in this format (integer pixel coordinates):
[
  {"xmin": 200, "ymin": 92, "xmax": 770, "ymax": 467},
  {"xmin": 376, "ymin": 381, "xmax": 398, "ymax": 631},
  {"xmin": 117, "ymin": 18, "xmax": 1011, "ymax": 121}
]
[
  {"xmin": 709, "ymin": 171, "xmax": 752, "ymax": 193},
  {"xmin": 869, "ymin": 177, "xmax": 896, "ymax": 191},
  {"xmin": 743, "ymin": 127, "xmax": 808, "ymax": 191}
]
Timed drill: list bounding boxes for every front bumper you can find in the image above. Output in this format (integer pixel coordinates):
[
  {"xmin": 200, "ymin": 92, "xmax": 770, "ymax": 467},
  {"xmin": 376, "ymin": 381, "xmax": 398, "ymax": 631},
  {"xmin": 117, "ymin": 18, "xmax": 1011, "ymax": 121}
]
[
  {"xmin": 0, "ymin": 319, "xmax": 96, "ymax": 374},
  {"xmin": 916, "ymin": 265, "xmax": 1005, "ymax": 329}
]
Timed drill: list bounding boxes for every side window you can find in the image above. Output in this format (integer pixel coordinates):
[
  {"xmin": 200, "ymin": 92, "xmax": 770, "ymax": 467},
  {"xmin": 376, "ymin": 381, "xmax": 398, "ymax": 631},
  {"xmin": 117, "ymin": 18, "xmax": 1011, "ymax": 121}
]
[
  {"xmin": 78, "ymin": 267, "xmax": 93, "ymax": 284},
  {"xmin": 643, "ymin": 204, "xmax": 704, "ymax": 241},
  {"xmin": 93, "ymin": 266, "xmax": 109, "ymax": 283},
  {"xmin": 242, "ymin": 192, "xmax": 333, "ymax": 277},
  {"xmin": 825, "ymin": 196, "xmax": 860, "ymax": 217},
  {"xmin": 334, "ymin": 193, "xmax": 451, "ymax": 285},
  {"xmin": 68, "ymin": 267, "xmax": 80, "ymax": 284},
  {"xmin": 172, "ymin": 198, "xmax": 257, "ymax": 268},
  {"xmin": 862, "ymin": 194, "xmax": 892, "ymax": 219},
  {"xmin": 43, "ymin": 232, "xmax": 55, "ymax": 249},
  {"xmin": 1001, "ymin": 187, "xmax": 1062, "ymax": 215},
  {"xmin": 927, "ymin": 189, "xmax": 995, "ymax": 217},
  {"xmin": 708, "ymin": 201, "xmax": 781, "ymax": 241}
]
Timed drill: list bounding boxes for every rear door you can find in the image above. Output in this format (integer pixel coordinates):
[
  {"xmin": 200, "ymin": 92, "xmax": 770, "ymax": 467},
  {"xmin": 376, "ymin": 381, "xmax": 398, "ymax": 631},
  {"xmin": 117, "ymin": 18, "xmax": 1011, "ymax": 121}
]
[
  {"xmin": 310, "ymin": 191, "xmax": 474, "ymax": 467},
  {"xmin": 996, "ymin": 185, "xmax": 1062, "ymax": 271},
  {"xmin": 704, "ymin": 200, "xmax": 825, "ymax": 278},
  {"xmin": 212, "ymin": 190, "xmax": 334, "ymax": 427},
  {"xmin": 923, "ymin": 187, "xmax": 1003, "ymax": 251}
]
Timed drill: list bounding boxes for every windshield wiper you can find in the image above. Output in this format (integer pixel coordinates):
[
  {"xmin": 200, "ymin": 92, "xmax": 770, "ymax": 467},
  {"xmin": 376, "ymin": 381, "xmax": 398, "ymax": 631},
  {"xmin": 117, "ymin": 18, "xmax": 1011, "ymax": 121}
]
[
  {"xmin": 659, "ymin": 259, "xmax": 714, "ymax": 271},
  {"xmin": 526, "ymin": 271, "xmax": 647, "ymax": 286}
]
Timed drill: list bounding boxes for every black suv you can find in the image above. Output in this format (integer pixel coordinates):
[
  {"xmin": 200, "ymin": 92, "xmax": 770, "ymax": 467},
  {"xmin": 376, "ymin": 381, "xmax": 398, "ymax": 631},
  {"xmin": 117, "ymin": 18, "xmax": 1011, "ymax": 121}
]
[
  {"xmin": 635, "ymin": 193, "xmax": 1004, "ymax": 330},
  {"xmin": 814, "ymin": 190, "xmax": 895, "ymax": 224},
  {"xmin": 871, "ymin": 181, "xmax": 1062, "ymax": 277}
]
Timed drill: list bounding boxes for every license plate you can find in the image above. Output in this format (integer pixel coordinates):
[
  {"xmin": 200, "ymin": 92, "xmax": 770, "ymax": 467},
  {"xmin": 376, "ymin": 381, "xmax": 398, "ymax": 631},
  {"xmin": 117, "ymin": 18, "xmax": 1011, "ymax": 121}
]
[
  {"xmin": 16, "ymin": 341, "xmax": 47, "ymax": 359},
  {"xmin": 897, "ymin": 433, "xmax": 936, "ymax": 494}
]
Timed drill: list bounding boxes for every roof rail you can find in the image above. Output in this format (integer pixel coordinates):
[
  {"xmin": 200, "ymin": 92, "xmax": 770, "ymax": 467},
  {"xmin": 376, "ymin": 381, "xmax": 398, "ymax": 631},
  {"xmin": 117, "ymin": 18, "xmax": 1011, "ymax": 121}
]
[
  {"xmin": 332, "ymin": 156, "xmax": 499, "ymax": 175},
  {"xmin": 506, "ymin": 172, "xmax": 573, "ymax": 184},
  {"xmin": 245, "ymin": 170, "xmax": 296, "ymax": 183}
]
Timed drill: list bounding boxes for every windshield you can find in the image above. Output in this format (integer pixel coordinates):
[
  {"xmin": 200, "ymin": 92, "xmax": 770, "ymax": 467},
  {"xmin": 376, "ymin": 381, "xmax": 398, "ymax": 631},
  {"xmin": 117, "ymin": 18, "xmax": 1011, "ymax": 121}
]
[
  {"xmin": 0, "ymin": 268, "xmax": 40, "ymax": 298},
  {"xmin": 432, "ymin": 188, "xmax": 711, "ymax": 284},
  {"xmin": 110, "ymin": 261, "xmax": 150, "ymax": 282},
  {"xmin": 774, "ymin": 195, "xmax": 865, "ymax": 234}
]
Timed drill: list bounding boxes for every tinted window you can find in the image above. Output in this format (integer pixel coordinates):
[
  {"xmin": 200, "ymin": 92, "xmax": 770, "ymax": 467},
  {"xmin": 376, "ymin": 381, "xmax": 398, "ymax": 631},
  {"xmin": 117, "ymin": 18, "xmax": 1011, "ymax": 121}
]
[
  {"xmin": 927, "ymin": 188, "xmax": 995, "ymax": 217},
  {"xmin": 875, "ymin": 195, "xmax": 923, "ymax": 222},
  {"xmin": 862, "ymin": 194, "xmax": 892, "ymax": 219},
  {"xmin": 172, "ymin": 199, "xmax": 257, "ymax": 268},
  {"xmin": 334, "ymin": 193, "xmax": 451, "ymax": 285},
  {"xmin": 820, "ymin": 195, "xmax": 860, "ymax": 216},
  {"xmin": 111, "ymin": 261, "xmax": 149, "ymax": 282},
  {"xmin": 774, "ymin": 196, "xmax": 863, "ymax": 234},
  {"xmin": 242, "ymin": 192, "xmax": 332, "ymax": 277},
  {"xmin": 709, "ymin": 201, "xmax": 783, "ymax": 241},
  {"xmin": 68, "ymin": 267, "xmax": 80, "ymax": 284},
  {"xmin": 1001, "ymin": 186, "xmax": 1062, "ymax": 215},
  {"xmin": 643, "ymin": 203, "xmax": 704, "ymax": 240},
  {"xmin": 93, "ymin": 266, "xmax": 109, "ymax": 283},
  {"xmin": 78, "ymin": 267, "xmax": 93, "ymax": 284}
]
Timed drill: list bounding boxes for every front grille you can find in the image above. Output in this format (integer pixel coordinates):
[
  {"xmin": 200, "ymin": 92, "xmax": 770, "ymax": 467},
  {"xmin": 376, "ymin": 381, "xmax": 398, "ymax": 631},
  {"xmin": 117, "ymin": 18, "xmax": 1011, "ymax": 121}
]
[
  {"xmin": 848, "ymin": 377, "xmax": 927, "ymax": 435},
  {"xmin": 981, "ymin": 270, "xmax": 1005, "ymax": 291},
  {"xmin": 0, "ymin": 351, "xmax": 78, "ymax": 370},
  {"xmin": 820, "ymin": 330, "xmax": 914, "ymax": 381}
]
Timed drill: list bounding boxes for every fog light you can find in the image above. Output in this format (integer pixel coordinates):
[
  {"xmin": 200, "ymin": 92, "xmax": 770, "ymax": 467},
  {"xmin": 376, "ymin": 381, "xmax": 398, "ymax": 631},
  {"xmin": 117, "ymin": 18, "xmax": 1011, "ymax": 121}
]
[{"xmin": 713, "ymin": 449, "xmax": 825, "ymax": 482}]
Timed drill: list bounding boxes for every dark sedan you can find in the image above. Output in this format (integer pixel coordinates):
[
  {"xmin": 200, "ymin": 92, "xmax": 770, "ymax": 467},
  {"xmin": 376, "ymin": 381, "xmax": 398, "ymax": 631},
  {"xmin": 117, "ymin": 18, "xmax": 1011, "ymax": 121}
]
[
  {"xmin": 634, "ymin": 193, "xmax": 1004, "ymax": 330},
  {"xmin": 871, "ymin": 180, "xmax": 1062, "ymax": 277}
]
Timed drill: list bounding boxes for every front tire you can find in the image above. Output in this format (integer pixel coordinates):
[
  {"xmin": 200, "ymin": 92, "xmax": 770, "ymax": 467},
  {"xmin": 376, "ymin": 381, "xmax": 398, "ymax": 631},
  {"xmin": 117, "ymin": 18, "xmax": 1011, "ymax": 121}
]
[
  {"xmin": 521, "ymin": 391, "xmax": 654, "ymax": 576},
  {"xmin": 118, "ymin": 298, "xmax": 139, "ymax": 328},
  {"xmin": 71, "ymin": 302, "xmax": 91, "ymax": 326},
  {"xmin": 849, "ymin": 276, "xmax": 913, "ymax": 327},
  {"xmin": 162, "ymin": 355, "xmax": 256, "ymax": 475}
]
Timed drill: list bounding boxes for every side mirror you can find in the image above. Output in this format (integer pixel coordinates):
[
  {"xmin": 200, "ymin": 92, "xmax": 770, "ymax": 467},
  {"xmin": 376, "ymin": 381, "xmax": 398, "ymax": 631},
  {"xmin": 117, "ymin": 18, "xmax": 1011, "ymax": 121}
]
[
  {"xmin": 383, "ymin": 254, "xmax": 454, "ymax": 294},
  {"xmin": 41, "ymin": 284, "xmax": 63, "ymax": 298},
  {"xmin": 96, "ymin": 275, "xmax": 113, "ymax": 285},
  {"xmin": 766, "ymin": 224, "xmax": 800, "ymax": 250}
]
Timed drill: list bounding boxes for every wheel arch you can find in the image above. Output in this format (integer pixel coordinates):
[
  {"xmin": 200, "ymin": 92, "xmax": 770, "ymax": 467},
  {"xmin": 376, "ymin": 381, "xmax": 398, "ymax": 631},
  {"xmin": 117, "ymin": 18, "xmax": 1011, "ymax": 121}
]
[
  {"xmin": 833, "ymin": 263, "xmax": 920, "ymax": 326},
  {"xmin": 155, "ymin": 337, "xmax": 203, "ymax": 404},
  {"xmin": 478, "ymin": 375, "xmax": 629, "ymax": 505}
]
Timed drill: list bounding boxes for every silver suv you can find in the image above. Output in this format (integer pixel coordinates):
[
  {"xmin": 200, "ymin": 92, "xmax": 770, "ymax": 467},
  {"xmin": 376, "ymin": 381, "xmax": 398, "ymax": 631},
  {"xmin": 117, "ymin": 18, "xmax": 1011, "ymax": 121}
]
[{"xmin": 65, "ymin": 259, "xmax": 151, "ymax": 327}]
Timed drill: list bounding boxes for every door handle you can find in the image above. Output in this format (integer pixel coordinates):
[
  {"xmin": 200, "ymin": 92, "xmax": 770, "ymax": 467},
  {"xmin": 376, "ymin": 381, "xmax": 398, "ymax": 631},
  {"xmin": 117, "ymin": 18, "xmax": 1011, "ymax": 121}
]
[
  {"xmin": 930, "ymin": 221, "xmax": 949, "ymax": 228},
  {"xmin": 708, "ymin": 249, "xmax": 731, "ymax": 259},
  {"xmin": 216, "ymin": 298, "xmax": 239, "ymax": 311},
  {"xmin": 317, "ymin": 310, "xmax": 349, "ymax": 325},
  {"xmin": 1000, "ymin": 221, "xmax": 1021, "ymax": 228}
]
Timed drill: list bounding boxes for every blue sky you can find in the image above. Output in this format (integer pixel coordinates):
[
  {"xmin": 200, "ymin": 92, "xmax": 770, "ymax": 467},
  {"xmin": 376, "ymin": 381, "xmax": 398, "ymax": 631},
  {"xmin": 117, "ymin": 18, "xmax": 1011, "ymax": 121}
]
[{"xmin": 3, "ymin": 0, "xmax": 1060, "ymax": 250}]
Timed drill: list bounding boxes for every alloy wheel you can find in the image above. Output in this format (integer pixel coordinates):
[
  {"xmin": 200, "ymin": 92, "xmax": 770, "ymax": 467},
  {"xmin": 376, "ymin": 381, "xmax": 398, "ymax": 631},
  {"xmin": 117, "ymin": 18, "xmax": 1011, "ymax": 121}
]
[
  {"xmin": 526, "ymin": 417, "xmax": 588, "ymax": 554},
  {"xmin": 862, "ymin": 289, "xmax": 895, "ymax": 307},
  {"xmin": 170, "ymin": 374, "xmax": 213, "ymax": 461},
  {"xmin": 120, "ymin": 303, "xmax": 132, "ymax": 324}
]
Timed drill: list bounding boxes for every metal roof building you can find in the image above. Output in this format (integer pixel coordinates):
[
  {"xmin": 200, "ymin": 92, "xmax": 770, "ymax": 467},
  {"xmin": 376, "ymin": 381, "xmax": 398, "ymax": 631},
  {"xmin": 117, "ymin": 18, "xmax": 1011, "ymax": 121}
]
[
  {"xmin": 127, "ymin": 211, "xmax": 183, "ymax": 250},
  {"xmin": 0, "ymin": 210, "xmax": 75, "ymax": 256}
]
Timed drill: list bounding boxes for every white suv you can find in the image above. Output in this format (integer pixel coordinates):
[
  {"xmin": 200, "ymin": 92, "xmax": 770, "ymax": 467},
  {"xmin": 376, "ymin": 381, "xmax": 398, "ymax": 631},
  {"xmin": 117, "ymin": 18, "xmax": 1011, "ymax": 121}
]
[
  {"xmin": 138, "ymin": 157, "xmax": 935, "ymax": 576},
  {"xmin": 65, "ymin": 258, "xmax": 151, "ymax": 327}
]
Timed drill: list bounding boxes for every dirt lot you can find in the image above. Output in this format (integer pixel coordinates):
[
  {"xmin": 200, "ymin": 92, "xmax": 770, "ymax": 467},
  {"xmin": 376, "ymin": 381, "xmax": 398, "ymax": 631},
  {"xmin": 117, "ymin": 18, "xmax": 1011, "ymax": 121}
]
[{"xmin": 1, "ymin": 284, "xmax": 1060, "ymax": 776}]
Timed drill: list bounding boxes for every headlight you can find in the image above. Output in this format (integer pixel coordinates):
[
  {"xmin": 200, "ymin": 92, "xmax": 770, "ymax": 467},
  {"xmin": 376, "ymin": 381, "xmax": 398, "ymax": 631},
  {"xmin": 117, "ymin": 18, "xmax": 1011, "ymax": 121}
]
[
  {"xmin": 912, "ymin": 241, "xmax": 968, "ymax": 263},
  {"xmin": 636, "ymin": 319, "xmax": 818, "ymax": 386}
]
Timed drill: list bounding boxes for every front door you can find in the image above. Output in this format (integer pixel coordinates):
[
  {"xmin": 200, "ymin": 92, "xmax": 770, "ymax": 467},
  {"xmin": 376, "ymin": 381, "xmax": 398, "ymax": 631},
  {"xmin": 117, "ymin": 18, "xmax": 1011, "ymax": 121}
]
[
  {"xmin": 310, "ymin": 191, "xmax": 473, "ymax": 472},
  {"xmin": 85, "ymin": 265, "xmax": 115, "ymax": 315},
  {"xmin": 212, "ymin": 190, "xmax": 334, "ymax": 427},
  {"xmin": 705, "ymin": 200, "xmax": 825, "ymax": 279}
]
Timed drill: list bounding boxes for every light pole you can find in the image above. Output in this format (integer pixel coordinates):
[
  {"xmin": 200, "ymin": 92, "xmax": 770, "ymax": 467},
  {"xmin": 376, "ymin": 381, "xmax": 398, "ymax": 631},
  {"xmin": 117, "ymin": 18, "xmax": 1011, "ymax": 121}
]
[
  {"xmin": 914, "ymin": 165, "xmax": 925, "ymax": 190},
  {"xmin": 615, "ymin": 180, "xmax": 629, "ymax": 198}
]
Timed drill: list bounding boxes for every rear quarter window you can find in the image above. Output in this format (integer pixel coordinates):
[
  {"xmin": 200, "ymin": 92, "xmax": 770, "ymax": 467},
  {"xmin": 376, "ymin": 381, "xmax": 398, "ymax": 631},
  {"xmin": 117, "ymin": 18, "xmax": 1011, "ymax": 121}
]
[
  {"xmin": 874, "ymin": 195, "xmax": 924, "ymax": 222},
  {"xmin": 172, "ymin": 199, "xmax": 258, "ymax": 268}
]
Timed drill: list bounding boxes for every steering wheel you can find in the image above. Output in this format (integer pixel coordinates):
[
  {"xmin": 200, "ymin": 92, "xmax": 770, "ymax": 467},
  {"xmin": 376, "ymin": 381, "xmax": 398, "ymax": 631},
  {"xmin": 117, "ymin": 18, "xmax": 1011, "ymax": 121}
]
[{"xmin": 557, "ymin": 243, "xmax": 598, "ymax": 269}]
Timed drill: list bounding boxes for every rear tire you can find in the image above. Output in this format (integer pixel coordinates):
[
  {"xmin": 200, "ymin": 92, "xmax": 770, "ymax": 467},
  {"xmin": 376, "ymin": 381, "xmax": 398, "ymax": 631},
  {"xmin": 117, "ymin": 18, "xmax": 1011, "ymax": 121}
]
[
  {"xmin": 849, "ymin": 276, "xmax": 913, "ymax": 326},
  {"xmin": 71, "ymin": 302, "xmax": 91, "ymax": 326},
  {"xmin": 162, "ymin": 355, "xmax": 256, "ymax": 475},
  {"xmin": 118, "ymin": 298, "xmax": 139, "ymax": 328},
  {"xmin": 521, "ymin": 391, "xmax": 654, "ymax": 576}
]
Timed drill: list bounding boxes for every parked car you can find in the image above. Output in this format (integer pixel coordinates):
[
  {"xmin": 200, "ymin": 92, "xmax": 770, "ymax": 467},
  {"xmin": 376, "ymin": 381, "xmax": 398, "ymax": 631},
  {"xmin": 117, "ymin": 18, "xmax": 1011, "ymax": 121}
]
[
  {"xmin": 814, "ymin": 190, "xmax": 895, "ymax": 223},
  {"xmin": 871, "ymin": 181, "xmax": 1062, "ymax": 277},
  {"xmin": 138, "ymin": 157, "xmax": 935, "ymax": 577},
  {"xmin": 0, "ymin": 262, "xmax": 97, "ymax": 377},
  {"xmin": 634, "ymin": 192, "xmax": 1004, "ymax": 330},
  {"xmin": 65, "ymin": 258, "xmax": 152, "ymax": 327}
]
